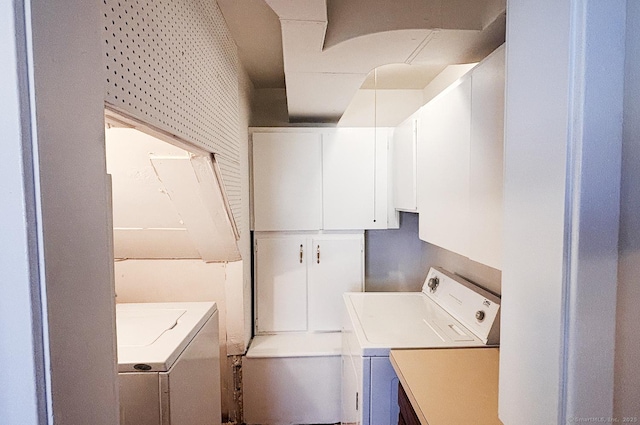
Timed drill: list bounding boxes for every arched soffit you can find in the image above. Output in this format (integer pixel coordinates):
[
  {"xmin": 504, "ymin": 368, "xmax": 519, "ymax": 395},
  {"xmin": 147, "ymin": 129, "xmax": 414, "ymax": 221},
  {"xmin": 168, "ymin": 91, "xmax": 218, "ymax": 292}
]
[
  {"xmin": 312, "ymin": 15, "xmax": 505, "ymax": 76},
  {"xmin": 324, "ymin": 0, "xmax": 505, "ymax": 50}
]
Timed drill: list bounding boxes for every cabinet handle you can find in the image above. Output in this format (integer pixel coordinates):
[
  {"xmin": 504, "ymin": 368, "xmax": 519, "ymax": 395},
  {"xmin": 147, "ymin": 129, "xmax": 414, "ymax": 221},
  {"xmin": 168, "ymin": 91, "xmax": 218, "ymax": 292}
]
[
  {"xmin": 317, "ymin": 245, "xmax": 320, "ymax": 264},
  {"xmin": 299, "ymin": 244, "xmax": 303, "ymax": 263}
]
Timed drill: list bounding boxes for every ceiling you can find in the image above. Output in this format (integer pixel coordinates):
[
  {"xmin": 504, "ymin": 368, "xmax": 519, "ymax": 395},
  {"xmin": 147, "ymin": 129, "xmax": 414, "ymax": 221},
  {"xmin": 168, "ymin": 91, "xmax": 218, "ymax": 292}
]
[{"xmin": 217, "ymin": 0, "xmax": 506, "ymax": 124}]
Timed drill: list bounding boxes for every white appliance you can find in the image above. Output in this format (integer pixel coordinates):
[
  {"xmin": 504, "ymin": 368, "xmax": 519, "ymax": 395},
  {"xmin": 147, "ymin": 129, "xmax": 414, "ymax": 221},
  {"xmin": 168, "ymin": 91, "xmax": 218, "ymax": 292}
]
[
  {"xmin": 342, "ymin": 267, "xmax": 500, "ymax": 425},
  {"xmin": 116, "ymin": 302, "xmax": 221, "ymax": 425}
]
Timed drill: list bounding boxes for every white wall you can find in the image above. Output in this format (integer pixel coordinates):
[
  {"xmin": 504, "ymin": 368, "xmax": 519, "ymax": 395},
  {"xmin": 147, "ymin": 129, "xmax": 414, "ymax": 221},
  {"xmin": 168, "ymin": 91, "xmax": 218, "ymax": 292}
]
[
  {"xmin": 29, "ymin": 0, "xmax": 120, "ymax": 422},
  {"xmin": 106, "ymin": 128, "xmax": 198, "ymax": 257},
  {"xmin": 615, "ymin": 0, "xmax": 640, "ymax": 418},
  {"xmin": 0, "ymin": 1, "xmax": 46, "ymax": 423},
  {"xmin": 500, "ymin": 0, "xmax": 625, "ymax": 423}
]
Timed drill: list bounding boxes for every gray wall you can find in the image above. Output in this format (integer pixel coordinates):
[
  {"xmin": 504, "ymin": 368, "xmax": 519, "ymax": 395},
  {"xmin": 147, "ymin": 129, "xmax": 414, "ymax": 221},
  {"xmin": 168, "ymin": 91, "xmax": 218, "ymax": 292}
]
[
  {"xmin": 615, "ymin": 0, "xmax": 640, "ymax": 418},
  {"xmin": 365, "ymin": 212, "xmax": 501, "ymax": 295}
]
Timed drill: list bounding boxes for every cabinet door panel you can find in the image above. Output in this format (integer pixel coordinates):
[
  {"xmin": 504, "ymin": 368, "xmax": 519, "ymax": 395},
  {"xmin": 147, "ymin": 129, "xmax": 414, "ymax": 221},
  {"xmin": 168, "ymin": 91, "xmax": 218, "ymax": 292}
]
[
  {"xmin": 252, "ymin": 132, "xmax": 322, "ymax": 231},
  {"xmin": 308, "ymin": 236, "xmax": 363, "ymax": 331},
  {"xmin": 341, "ymin": 343, "xmax": 361, "ymax": 425},
  {"xmin": 469, "ymin": 47, "xmax": 505, "ymax": 270},
  {"xmin": 323, "ymin": 129, "xmax": 387, "ymax": 230},
  {"xmin": 417, "ymin": 79, "xmax": 471, "ymax": 256},
  {"xmin": 393, "ymin": 116, "xmax": 418, "ymax": 211},
  {"xmin": 255, "ymin": 237, "xmax": 307, "ymax": 332}
]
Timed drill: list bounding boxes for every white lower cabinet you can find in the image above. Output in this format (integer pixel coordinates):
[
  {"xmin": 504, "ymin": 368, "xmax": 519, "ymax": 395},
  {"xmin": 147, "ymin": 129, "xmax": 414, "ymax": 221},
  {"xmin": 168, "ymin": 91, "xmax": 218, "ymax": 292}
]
[
  {"xmin": 308, "ymin": 236, "xmax": 364, "ymax": 331},
  {"xmin": 254, "ymin": 232, "xmax": 364, "ymax": 334},
  {"xmin": 254, "ymin": 235, "xmax": 308, "ymax": 332},
  {"xmin": 341, "ymin": 348, "xmax": 361, "ymax": 425}
]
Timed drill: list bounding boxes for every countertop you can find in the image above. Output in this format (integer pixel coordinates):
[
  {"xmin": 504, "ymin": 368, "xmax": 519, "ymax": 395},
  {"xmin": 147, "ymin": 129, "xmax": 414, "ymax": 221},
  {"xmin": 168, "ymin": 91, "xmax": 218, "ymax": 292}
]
[{"xmin": 390, "ymin": 347, "xmax": 502, "ymax": 425}]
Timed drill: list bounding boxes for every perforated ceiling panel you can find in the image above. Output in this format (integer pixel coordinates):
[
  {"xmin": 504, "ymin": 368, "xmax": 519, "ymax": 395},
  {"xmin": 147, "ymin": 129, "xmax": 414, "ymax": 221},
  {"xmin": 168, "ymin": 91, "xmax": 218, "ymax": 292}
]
[{"xmin": 103, "ymin": 0, "xmax": 243, "ymax": 232}]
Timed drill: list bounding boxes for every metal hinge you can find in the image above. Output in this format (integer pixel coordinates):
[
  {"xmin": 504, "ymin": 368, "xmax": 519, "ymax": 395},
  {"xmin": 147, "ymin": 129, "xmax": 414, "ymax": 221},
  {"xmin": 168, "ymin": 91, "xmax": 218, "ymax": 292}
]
[{"xmin": 356, "ymin": 392, "xmax": 359, "ymax": 411}]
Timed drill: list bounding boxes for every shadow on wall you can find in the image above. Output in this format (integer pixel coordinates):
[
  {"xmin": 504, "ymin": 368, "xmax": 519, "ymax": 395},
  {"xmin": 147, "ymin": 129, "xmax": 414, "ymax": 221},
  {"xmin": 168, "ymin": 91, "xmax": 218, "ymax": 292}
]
[{"xmin": 365, "ymin": 212, "xmax": 502, "ymax": 295}]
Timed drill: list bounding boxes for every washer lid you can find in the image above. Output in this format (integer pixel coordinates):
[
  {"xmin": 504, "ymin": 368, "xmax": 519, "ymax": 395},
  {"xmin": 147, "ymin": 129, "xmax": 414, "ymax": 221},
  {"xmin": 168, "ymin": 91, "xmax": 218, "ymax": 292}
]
[
  {"xmin": 347, "ymin": 293, "xmax": 480, "ymax": 346},
  {"xmin": 116, "ymin": 301, "xmax": 216, "ymax": 373},
  {"xmin": 344, "ymin": 292, "xmax": 490, "ymax": 357}
]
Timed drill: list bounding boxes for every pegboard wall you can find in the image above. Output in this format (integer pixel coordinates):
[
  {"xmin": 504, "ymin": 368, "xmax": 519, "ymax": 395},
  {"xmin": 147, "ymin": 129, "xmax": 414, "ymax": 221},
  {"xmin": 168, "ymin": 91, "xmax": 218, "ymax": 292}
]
[{"xmin": 103, "ymin": 0, "xmax": 244, "ymax": 233}]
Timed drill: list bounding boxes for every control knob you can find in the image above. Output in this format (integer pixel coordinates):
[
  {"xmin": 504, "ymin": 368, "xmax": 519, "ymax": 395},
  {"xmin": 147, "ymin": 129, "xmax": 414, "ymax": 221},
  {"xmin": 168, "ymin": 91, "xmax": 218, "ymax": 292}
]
[
  {"xmin": 427, "ymin": 276, "xmax": 439, "ymax": 292},
  {"xmin": 475, "ymin": 310, "xmax": 486, "ymax": 322}
]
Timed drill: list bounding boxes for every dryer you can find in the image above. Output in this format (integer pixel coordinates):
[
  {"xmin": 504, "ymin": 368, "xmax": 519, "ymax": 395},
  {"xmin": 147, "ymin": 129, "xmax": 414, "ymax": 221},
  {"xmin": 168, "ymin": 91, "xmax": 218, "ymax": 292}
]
[
  {"xmin": 342, "ymin": 267, "xmax": 500, "ymax": 425},
  {"xmin": 116, "ymin": 302, "xmax": 221, "ymax": 425}
]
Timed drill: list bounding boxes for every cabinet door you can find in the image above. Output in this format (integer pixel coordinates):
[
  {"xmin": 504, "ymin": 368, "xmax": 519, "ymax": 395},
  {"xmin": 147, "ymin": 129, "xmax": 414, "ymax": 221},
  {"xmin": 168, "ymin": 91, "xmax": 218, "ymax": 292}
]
[
  {"xmin": 323, "ymin": 128, "xmax": 388, "ymax": 230},
  {"xmin": 417, "ymin": 78, "xmax": 471, "ymax": 256},
  {"xmin": 252, "ymin": 132, "xmax": 323, "ymax": 231},
  {"xmin": 392, "ymin": 115, "xmax": 418, "ymax": 212},
  {"xmin": 469, "ymin": 46, "xmax": 505, "ymax": 270},
  {"xmin": 341, "ymin": 348, "xmax": 361, "ymax": 425},
  {"xmin": 254, "ymin": 236, "xmax": 308, "ymax": 332},
  {"xmin": 308, "ymin": 235, "xmax": 363, "ymax": 331}
]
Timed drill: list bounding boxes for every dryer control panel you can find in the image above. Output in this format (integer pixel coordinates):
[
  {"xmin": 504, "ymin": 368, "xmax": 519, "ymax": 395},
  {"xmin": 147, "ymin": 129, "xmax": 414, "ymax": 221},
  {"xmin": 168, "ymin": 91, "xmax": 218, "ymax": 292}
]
[{"xmin": 422, "ymin": 267, "xmax": 501, "ymax": 345}]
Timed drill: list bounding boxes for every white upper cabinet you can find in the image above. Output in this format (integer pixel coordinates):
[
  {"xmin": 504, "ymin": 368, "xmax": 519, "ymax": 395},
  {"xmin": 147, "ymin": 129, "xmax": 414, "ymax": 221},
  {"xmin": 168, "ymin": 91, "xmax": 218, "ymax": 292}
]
[
  {"xmin": 252, "ymin": 132, "xmax": 323, "ymax": 231},
  {"xmin": 468, "ymin": 45, "xmax": 505, "ymax": 270},
  {"xmin": 418, "ymin": 78, "xmax": 472, "ymax": 257},
  {"xmin": 251, "ymin": 128, "xmax": 390, "ymax": 231},
  {"xmin": 322, "ymin": 128, "xmax": 388, "ymax": 230},
  {"xmin": 413, "ymin": 45, "xmax": 505, "ymax": 270},
  {"xmin": 392, "ymin": 114, "xmax": 418, "ymax": 212}
]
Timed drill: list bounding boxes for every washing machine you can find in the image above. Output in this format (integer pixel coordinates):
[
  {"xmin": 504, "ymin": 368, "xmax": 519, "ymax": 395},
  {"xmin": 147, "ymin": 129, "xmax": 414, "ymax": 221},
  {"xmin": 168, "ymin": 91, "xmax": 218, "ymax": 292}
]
[
  {"xmin": 116, "ymin": 301, "xmax": 221, "ymax": 425},
  {"xmin": 341, "ymin": 267, "xmax": 500, "ymax": 425}
]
